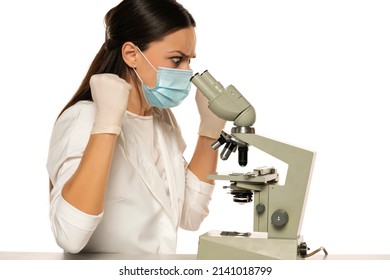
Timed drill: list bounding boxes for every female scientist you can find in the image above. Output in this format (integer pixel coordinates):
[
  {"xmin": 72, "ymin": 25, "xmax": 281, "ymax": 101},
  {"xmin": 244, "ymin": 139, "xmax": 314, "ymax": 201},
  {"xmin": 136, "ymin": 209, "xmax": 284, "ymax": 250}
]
[{"xmin": 46, "ymin": 0, "xmax": 226, "ymax": 254}]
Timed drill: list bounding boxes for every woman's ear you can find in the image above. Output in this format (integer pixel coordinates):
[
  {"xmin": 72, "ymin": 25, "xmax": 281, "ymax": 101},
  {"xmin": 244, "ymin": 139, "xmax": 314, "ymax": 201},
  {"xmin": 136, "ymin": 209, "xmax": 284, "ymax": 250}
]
[{"xmin": 122, "ymin": 42, "xmax": 138, "ymax": 68}]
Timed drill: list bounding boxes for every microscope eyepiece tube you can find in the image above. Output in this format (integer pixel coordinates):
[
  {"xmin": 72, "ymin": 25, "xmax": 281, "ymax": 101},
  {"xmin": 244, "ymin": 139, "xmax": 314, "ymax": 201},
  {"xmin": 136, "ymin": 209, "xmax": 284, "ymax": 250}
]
[
  {"xmin": 193, "ymin": 69, "xmax": 256, "ymax": 127},
  {"xmin": 191, "ymin": 72, "xmax": 219, "ymax": 101},
  {"xmin": 199, "ymin": 70, "xmax": 225, "ymax": 94}
]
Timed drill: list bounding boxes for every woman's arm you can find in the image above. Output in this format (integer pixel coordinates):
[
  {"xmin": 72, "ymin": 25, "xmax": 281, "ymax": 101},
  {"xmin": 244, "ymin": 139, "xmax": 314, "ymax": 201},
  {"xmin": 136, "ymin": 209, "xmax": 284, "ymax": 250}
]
[
  {"xmin": 178, "ymin": 90, "xmax": 226, "ymax": 231},
  {"xmin": 181, "ymin": 135, "xmax": 218, "ymax": 230},
  {"xmin": 48, "ymin": 104, "xmax": 118, "ymax": 253},
  {"xmin": 188, "ymin": 90, "xmax": 227, "ymax": 183},
  {"xmin": 61, "ymin": 134, "xmax": 117, "ymax": 215},
  {"xmin": 48, "ymin": 74, "xmax": 130, "ymax": 252},
  {"xmin": 188, "ymin": 135, "xmax": 218, "ymax": 184},
  {"xmin": 55, "ymin": 74, "xmax": 131, "ymax": 215}
]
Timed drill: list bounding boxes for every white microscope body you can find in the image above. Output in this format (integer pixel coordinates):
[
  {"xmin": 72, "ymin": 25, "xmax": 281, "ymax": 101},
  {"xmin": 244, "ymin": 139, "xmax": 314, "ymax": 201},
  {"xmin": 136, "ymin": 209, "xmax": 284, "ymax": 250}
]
[{"xmin": 191, "ymin": 71, "xmax": 316, "ymax": 260}]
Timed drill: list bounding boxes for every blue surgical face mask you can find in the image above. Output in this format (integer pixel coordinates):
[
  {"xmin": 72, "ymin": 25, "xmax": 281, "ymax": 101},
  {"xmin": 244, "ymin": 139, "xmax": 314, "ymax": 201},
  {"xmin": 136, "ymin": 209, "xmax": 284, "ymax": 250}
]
[{"xmin": 134, "ymin": 48, "xmax": 193, "ymax": 108}]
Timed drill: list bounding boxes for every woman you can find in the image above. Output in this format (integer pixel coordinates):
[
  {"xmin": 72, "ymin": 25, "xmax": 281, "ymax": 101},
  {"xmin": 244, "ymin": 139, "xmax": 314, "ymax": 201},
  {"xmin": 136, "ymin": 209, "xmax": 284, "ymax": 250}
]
[{"xmin": 46, "ymin": 0, "xmax": 225, "ymax": 254}]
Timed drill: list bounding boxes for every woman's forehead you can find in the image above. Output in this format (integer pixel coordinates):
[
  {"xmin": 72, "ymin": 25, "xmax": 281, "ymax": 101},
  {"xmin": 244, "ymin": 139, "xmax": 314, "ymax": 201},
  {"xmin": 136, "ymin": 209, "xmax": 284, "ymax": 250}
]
[{"xmin": 147, "ymin": 27, "xmax": 196, "ymax": 57}]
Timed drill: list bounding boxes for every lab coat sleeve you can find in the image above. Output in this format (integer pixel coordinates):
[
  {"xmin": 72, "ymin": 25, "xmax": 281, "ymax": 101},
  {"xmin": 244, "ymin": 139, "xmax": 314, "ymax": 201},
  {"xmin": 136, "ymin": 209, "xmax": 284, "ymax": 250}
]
[
  {"xmin": 180, "ymin": 169, "xmax": 214, "ymax": 231},
  {"xmin": 47, "ymin": 101, "xmax": 103, "ymax": 253}
]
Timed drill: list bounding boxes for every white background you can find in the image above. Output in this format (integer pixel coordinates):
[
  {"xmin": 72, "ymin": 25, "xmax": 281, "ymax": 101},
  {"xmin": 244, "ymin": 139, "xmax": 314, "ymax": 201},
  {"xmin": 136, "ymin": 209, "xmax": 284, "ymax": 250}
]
[{"xmin": 0, "ymin": 0, "xmax": 389, "ymax": 256}]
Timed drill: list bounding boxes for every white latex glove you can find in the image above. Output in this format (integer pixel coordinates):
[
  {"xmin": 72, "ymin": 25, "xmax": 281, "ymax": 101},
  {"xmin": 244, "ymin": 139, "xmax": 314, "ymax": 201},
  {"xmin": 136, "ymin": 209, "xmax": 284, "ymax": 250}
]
[
  {"xmin": 90, "ymin": 73, "xmax": 131, "ymax": 135},
  {"xmin": 195, "ymin": 89, "xmax": 226, "ymax": 139}
]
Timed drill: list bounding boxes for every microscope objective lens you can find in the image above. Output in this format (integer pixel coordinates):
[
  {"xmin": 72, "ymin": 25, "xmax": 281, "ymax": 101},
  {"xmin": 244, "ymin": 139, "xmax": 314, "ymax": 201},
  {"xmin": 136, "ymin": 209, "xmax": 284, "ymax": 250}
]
[{"xmin": 238, "ymin": 146, "xmax": 248, "ymax": 167}]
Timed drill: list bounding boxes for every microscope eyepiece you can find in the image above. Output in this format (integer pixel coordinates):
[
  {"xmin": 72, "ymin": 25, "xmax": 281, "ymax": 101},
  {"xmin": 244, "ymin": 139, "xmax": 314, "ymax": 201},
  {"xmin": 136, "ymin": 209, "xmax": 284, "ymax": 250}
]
[{"xmin": 190, "ymin": 72, "xmax": 199, "ymax": 81}]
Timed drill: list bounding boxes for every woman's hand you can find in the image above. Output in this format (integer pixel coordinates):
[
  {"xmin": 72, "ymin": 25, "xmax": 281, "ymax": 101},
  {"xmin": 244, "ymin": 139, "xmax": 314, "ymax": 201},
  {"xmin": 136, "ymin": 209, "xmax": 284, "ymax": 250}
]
[
  {"xmin": 195, "ymin": 89, "xmax": 226, "ymax": 139},
  {"xmin": 90, "ymin": 73, "xmax": 131, "ymax": 135}
]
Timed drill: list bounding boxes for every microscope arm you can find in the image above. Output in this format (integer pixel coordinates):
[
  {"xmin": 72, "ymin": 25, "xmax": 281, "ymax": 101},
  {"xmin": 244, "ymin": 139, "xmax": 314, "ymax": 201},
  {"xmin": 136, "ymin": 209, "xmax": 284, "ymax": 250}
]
[{"xmin": 233, "ymin": 132, "xmax": 316, "ymax": 239}]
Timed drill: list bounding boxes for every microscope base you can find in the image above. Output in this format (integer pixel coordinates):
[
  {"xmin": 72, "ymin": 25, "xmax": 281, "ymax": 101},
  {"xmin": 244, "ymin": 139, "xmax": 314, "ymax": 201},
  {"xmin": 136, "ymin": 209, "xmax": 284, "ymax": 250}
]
[{"xmin": 197, "ymin": 230, "xmax": 302, "ymax": 260}]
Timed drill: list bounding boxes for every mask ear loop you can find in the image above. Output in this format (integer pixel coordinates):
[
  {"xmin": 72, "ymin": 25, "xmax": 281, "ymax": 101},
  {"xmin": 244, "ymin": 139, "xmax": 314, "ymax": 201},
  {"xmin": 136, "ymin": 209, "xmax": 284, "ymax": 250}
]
[
  {"xmin": 136, "ymin": 46, "xmax": 158, "ymax": 72},
  {"xmin": 132, "ymin": 67, "xmax": 144, "ymax": 84},
  {"xmin": 124, "ymin": 66, "xmax": 156, "ymax": 118},
  {"xmin": 132, "ymin": 65, "xmax": 163, "ymax": 118},
  {"xmin": 133, "ymin": 46, "xmax": 159, "ymax": 90}
]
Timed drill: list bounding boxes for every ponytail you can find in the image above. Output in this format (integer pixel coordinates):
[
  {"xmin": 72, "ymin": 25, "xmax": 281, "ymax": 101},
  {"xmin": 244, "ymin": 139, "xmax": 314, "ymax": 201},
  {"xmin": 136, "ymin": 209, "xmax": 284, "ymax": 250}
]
[{"xmin": 57, "ymin": 43, "xmax": 126, "ymax": 118}]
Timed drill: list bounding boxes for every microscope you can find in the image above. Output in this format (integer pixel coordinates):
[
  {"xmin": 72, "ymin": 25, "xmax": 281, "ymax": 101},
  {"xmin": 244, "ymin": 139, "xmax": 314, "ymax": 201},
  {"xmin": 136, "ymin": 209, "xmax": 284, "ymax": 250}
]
[{"xmin": 191, "ymin": 70, "xmax": 323, "ymax": 260}]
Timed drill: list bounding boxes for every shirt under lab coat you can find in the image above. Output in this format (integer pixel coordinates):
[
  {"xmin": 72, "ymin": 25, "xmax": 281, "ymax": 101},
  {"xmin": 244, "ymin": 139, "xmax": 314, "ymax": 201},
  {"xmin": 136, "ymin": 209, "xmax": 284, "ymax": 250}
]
[{"xmin": 47, "ymin": 101, "xmax": 214, "ymax": 254}]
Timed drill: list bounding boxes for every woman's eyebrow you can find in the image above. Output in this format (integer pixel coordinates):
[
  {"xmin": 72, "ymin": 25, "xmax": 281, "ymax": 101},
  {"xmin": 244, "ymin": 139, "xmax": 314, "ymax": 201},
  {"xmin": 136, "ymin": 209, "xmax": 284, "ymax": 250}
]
[{"xmin": 168, "ymin": 50, "xmax": 196, "ymax": 58}]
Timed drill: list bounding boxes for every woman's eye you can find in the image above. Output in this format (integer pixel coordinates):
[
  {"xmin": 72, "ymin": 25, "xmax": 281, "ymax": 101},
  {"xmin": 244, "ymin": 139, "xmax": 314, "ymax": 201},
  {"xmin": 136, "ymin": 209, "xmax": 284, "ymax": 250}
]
[{"xmin": 171, "ymin": 57, "xmax": 182, "ymax": 64}]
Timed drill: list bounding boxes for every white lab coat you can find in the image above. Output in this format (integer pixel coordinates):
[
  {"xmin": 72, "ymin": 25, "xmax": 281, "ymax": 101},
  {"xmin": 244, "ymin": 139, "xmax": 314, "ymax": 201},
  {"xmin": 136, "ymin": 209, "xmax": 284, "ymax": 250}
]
[{"xmin": 47, "ymin": 101, "xmax": 214, "ymax": 254}]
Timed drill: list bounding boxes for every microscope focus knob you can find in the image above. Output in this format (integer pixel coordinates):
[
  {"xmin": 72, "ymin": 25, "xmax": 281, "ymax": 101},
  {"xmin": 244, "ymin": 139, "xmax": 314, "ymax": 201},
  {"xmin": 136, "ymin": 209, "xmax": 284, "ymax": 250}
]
[
  {"xmin": 271, "ymin": 209, "xmax": 289, "ymax": 228},
  {"xmin": 255, "ymin": 203, "xmax": 266, "ymax": 214}
]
